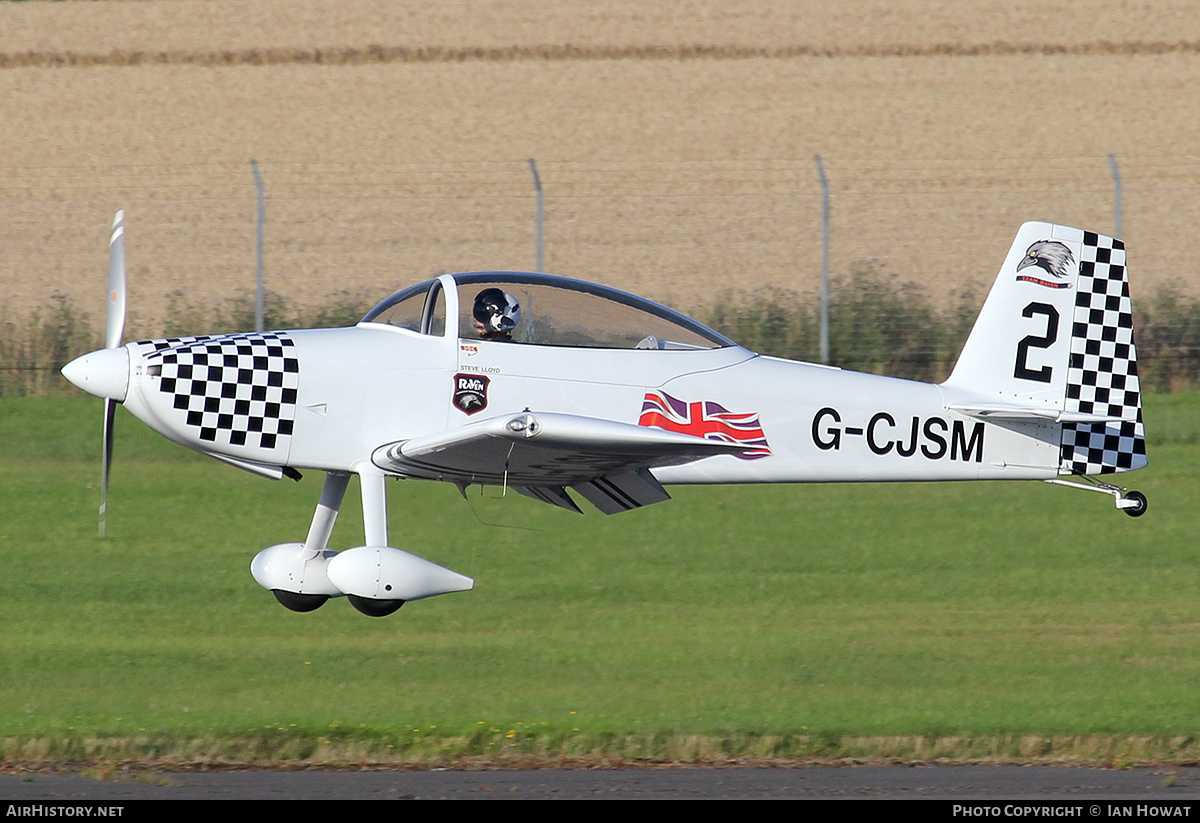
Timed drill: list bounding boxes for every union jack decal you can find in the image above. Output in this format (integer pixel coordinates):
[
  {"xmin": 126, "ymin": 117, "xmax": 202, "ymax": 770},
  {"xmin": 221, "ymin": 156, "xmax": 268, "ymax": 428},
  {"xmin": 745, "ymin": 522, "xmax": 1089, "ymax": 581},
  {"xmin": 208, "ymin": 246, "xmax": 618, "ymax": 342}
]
[{"xmin": 638, "ymin": 391, "xmax": 771, "ymax": 459}]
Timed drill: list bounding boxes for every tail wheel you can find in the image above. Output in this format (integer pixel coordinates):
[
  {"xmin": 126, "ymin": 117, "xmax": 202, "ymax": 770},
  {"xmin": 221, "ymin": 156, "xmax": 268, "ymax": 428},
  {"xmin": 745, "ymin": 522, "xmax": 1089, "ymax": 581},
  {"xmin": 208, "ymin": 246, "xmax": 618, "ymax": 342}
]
[
  {"xmin": 348, "ymin": 595, "xmax": 405, "ymax": 617},
  {"xmin": 1122, "ymin": 490, "xmax": 1148, "ymax": 518}
]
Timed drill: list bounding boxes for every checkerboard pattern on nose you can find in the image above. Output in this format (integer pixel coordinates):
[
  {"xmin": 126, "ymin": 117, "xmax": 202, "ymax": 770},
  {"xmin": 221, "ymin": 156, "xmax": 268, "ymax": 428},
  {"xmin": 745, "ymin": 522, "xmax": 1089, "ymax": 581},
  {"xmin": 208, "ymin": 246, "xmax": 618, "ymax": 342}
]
[
  {"xmin": 137, "ymin": 332, "xmax": 299, "ymax": 455},
  {"xmin": 1059, "ymin": 232, "xmax": 1147, "ymax": 475}
]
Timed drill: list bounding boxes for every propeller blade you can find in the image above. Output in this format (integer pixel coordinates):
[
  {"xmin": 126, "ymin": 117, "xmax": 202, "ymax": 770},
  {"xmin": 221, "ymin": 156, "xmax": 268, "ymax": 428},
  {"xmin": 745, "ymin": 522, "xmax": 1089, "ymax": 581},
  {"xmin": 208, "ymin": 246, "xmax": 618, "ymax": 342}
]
[
  {"xmin": 106, "ymin": 211, "xmax": 126, "ymax": 349},
  {"xmin": 101, "ymin": 210, "xmax": 125, "ymax": 536},
  {"xmin": 101, "ymin": 397, "xmax": 115, "ymax": 537}
]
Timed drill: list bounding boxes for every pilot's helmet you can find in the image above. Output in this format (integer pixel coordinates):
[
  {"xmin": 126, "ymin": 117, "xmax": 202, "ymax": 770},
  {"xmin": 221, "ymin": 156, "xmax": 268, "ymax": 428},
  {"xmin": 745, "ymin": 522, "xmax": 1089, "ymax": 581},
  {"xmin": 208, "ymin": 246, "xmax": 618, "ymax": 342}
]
[{"xmin": 473, "ymin": 288, "xmax": 521, "ymax": 335}]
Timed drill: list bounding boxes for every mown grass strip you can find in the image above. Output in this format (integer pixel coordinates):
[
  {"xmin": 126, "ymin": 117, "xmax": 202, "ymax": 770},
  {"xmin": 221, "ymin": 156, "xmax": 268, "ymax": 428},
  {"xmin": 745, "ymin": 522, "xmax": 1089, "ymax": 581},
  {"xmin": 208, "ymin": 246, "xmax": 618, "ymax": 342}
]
[
  {"xmin": 1, "ymin": 396, "xmax": 1195, "ymax": 766},
  {"xmin": 5, "ymin": 733, "xmax": 1200, "ymax": 769}
]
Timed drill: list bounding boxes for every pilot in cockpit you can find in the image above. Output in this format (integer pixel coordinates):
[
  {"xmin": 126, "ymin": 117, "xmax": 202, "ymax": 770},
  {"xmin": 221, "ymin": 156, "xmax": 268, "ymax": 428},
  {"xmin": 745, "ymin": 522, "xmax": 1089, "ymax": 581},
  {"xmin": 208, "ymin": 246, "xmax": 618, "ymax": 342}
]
[{"xmin": 472, "ymin": 288, "xmax": 521, "ymax": 341}]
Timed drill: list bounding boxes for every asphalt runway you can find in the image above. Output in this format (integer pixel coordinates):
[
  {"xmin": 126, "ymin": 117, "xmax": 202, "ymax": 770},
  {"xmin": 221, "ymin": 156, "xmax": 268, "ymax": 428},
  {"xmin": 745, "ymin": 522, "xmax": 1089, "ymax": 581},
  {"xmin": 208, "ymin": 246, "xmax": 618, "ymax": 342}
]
[{"xmin": 4, "ymin": 766, "xmax": 1200, "ymax": 800}]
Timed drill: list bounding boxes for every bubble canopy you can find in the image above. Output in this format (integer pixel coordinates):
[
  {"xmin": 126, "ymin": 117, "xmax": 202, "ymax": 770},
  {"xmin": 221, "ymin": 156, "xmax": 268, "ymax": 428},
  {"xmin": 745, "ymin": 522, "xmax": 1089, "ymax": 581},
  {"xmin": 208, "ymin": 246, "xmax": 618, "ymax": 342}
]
[{"xmin": 361, "ymin": 271, "xmax": 737, "ymax": 351}]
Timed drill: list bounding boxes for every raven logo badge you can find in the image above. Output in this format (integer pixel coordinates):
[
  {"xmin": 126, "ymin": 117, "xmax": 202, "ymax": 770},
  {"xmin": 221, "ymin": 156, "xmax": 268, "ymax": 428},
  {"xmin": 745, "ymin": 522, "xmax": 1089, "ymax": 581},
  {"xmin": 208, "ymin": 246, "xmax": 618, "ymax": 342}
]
[{"xmin": 453, "ymin": 373, "xmax": 490, "ymax": 415}]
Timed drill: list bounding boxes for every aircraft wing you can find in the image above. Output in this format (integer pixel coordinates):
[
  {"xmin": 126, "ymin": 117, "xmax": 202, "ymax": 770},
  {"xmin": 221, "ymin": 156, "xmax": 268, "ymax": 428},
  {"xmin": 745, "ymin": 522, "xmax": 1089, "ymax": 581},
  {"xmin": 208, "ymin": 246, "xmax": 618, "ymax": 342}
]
[{"xmin": 371, "ymin": 410, "xmax": 749, "ymax": 514}]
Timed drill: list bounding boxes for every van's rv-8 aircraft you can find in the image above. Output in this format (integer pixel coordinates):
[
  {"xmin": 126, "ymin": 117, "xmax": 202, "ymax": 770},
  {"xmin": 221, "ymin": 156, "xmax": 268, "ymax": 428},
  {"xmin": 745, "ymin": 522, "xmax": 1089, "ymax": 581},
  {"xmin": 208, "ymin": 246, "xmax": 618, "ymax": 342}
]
[{"xmin": 62, "ymin": 214, "xmax": 1147, "ymax": 616}]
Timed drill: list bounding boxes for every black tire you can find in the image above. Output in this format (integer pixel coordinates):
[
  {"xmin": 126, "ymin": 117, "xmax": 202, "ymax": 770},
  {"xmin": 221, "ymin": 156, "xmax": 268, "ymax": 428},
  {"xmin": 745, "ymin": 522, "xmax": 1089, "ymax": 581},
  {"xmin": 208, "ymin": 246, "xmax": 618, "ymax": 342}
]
[
  {"xmin": 1122, "ymin": 490, "xmax": 1148, "ymax": 518},
  {"xmin": 272, "ymin": 590, "xmax": 330, "ymax": 612},
  {"xmin": 347, "ymin": 595, "xmax": 405, "ymax": 617}
]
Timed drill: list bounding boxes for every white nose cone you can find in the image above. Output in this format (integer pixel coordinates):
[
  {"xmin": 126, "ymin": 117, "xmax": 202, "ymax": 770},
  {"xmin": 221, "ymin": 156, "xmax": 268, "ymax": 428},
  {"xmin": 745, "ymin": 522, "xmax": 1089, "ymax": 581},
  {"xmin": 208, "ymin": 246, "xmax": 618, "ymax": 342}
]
[{"xmin": 62, "ymin": 347, "xmax": 130, "ymax": 402}]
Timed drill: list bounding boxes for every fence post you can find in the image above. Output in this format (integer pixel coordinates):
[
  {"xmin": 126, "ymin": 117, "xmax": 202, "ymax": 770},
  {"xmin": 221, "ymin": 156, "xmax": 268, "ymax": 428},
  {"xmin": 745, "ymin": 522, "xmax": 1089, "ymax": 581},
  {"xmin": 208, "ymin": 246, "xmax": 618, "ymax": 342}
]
[
  {"xmin": 528, "ymin": 158, "xmax": 544, "ymax": 272},
  {"xmin": 251, "ymin": 159, "xmax": 265, "ymax": 332},
  {"xmin": 815, "ymin": 155, "xmax": 830, "ymax": 364},
  {"xmin": 1108, "ymin": 154, "xmax": 1123, "ymax": 240}
]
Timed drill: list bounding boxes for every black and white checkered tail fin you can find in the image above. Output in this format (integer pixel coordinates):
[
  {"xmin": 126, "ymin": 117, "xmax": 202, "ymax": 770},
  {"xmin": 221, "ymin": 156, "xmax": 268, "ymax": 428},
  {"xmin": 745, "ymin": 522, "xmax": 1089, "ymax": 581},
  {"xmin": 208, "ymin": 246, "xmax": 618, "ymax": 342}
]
[
  {"xmin": 1059, "ymin": 230, "xmax": 1146, "ymax": 476},
  {"xmin": 944, "ymin": 223, "xmax": 1146, "ymax": 476}
]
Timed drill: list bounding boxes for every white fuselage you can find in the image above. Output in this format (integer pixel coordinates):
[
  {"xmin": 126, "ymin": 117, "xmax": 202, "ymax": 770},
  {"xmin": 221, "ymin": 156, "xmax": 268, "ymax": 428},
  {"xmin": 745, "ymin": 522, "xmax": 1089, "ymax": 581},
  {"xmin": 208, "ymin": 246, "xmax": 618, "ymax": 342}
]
[{"xmin": 116, "ymin": 323, "xmax": 1060, "ymax": 488}]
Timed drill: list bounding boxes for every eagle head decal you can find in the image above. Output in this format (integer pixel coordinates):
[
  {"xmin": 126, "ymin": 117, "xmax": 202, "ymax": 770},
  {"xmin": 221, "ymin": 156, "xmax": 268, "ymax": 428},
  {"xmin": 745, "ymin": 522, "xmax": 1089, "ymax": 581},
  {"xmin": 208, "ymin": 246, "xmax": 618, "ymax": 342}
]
[{"xmin": 1016, "ymin": 240, "xmax": 1075, "ymax": 288}]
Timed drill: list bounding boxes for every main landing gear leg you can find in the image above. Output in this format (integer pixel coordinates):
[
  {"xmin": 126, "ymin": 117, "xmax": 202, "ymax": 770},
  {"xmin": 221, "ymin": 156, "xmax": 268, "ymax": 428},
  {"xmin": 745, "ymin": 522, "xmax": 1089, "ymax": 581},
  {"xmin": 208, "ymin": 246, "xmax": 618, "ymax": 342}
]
[
  {"xmin": 267, "ymin": 471, "xmax": 351, "ymax": 612},
  {"xmin": 346, "ymin": 467, "xmax": 405, "ymax": 617},
  {"xmin": 1045, "ymin": 477, "xmax": 1148, "ymax": 517},
  {"xmin": 305, "ymin": 471, "xmax": 351, "ymax": 552}
]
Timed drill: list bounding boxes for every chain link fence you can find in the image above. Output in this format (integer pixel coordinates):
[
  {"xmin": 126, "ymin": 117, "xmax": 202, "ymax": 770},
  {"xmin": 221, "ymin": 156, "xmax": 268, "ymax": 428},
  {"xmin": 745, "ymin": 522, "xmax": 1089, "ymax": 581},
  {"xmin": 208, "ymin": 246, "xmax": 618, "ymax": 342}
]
[{"xmin": 2, "ymin": 155, "xmax": 1198, "ymax": 394}]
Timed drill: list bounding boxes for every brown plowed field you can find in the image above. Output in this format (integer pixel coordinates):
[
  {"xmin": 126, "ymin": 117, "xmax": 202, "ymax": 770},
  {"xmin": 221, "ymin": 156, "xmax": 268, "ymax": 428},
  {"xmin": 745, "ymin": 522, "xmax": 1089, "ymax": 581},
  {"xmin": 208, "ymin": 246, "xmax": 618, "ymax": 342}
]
[{"xmin": 2, "ymin": 0, "xmax": 1198, "ymax": 333}]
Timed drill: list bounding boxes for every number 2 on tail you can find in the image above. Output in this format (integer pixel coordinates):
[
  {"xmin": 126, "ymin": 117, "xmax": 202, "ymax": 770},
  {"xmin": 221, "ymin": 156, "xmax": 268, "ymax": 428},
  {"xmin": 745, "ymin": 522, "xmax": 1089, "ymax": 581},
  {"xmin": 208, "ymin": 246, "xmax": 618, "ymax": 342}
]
[{"xmin": 1014, "ymin": 302, "xmax": 1059, "ymax": 383}]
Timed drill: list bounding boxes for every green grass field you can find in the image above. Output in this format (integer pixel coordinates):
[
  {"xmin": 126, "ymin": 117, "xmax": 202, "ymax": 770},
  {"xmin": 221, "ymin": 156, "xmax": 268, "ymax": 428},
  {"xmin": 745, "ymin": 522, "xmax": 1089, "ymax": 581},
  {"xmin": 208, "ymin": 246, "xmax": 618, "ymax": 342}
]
[{"xmin": 1, "ymin": 395, "xmax": 1197, "ymax": 766}]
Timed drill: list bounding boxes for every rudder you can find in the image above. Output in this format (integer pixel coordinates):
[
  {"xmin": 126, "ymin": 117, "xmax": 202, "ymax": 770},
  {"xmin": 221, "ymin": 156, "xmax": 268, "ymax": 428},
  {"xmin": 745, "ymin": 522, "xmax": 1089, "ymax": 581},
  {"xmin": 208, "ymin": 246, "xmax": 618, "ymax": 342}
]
[{"xmin": 1059, "ymin": 229, "xmax": 1146, "ymax": 475}]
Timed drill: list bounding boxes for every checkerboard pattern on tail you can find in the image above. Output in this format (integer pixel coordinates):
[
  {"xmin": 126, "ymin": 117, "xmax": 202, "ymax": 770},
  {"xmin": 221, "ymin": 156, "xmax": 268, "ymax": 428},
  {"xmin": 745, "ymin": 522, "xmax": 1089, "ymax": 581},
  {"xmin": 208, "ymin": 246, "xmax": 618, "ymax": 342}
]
[
  {"xmin": 137, "ymin": 332, "xmax": 299, "ymax": 456},
  {"xmin": 1060, "ymin": 232, "xmax": 1147, "ymax": 475}
]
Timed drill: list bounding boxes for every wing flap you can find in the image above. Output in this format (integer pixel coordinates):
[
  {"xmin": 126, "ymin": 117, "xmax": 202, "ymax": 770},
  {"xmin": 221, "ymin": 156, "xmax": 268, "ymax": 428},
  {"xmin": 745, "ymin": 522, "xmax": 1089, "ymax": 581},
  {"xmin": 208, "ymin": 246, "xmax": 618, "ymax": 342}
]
[
  {"xmin": 513, "ymin": 484, "xmax": 583, "ymax": 514},
  {"xmin": 572, "ymin": 468, "xmax": 671, "ymax": 515}
]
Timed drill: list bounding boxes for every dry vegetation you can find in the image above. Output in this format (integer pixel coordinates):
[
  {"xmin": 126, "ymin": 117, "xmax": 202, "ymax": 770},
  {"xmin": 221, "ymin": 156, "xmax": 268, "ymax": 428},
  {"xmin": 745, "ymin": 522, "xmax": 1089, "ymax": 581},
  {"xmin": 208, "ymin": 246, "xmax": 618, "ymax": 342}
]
[{"xmin": 1, "ymin": 0, "xmax": 1199, "ymax": 333}]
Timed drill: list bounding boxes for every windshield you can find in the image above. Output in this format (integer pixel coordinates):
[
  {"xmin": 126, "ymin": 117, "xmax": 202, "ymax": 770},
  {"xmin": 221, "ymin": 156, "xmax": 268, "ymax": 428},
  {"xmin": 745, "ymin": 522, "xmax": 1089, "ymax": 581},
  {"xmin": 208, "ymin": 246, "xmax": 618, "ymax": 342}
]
[
  {"xmin": 363, "ymin": 272, "xmax": 735, "ymax": 350},
  {"xmin": 360, "ymin": 279, "xmax": 446, "ymax": 335}
]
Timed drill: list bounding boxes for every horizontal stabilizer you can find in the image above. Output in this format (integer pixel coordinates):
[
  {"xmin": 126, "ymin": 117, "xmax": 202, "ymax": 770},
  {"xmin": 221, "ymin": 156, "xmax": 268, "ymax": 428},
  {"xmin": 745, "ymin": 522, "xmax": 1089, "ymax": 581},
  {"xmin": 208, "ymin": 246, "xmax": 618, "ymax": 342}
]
[{"xmin": 947, "ymin": 404, "xmax": 1128, "ymax": 424}]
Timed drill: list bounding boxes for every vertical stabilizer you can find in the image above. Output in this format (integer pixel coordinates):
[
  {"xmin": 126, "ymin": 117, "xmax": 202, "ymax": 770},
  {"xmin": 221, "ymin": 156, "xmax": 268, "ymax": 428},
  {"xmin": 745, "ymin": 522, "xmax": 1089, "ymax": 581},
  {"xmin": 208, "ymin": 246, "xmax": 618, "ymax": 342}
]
[{"xmin": 944, "ymin": 222, "xmax": 1145, "ymax": 475}]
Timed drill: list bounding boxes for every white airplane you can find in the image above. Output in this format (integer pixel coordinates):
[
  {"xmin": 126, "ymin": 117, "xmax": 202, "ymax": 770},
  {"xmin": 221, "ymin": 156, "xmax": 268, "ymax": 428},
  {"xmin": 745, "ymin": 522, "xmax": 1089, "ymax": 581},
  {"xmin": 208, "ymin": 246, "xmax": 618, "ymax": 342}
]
[{"xmin": 62, "ymin": 213, "xmax": 1148, "ymax": 616}]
